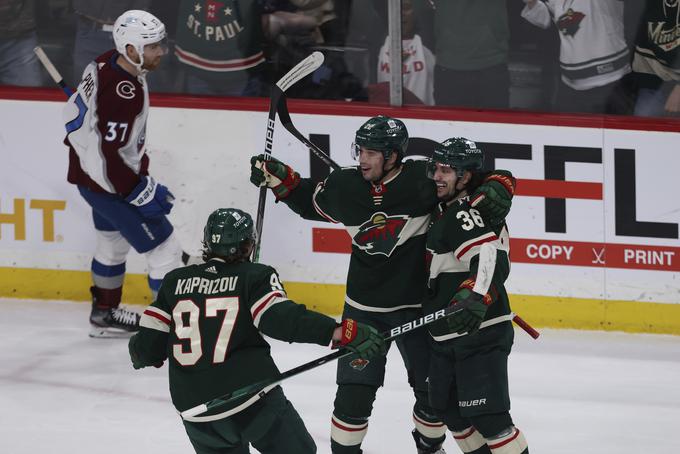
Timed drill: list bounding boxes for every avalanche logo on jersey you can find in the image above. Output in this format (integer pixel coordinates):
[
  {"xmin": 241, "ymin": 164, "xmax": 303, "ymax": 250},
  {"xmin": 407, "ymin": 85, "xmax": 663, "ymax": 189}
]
[
  {"xmin": 116, "ymin": 80, "xmax": 136, "ymax": 99},
  {"xmin": 353, "ymin": 212, "xmax": 408, "ymax": 257},
  {"xmin": 557, "ymin": 8, "xmax": 585, "ymax": 37}
]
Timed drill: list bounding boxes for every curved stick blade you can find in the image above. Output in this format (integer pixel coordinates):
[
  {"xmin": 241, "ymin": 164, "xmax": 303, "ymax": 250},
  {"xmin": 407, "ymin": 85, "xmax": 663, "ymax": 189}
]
[{"xmin": 276, "ymin": 51, "xmax": 325, "ymax": 92}]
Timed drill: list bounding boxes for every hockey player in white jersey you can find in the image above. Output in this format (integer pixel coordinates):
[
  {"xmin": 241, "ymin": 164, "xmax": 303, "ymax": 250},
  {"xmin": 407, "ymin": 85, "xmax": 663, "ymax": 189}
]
[{"xmin": 62, "ymin": 10, "xmax": 182, "ymax": 337}]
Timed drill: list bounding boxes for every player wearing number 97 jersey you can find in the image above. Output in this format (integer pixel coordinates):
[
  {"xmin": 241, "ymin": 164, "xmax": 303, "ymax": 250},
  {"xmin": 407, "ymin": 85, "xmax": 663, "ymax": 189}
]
[{"xmin": 129, "ymin": 208, "xmax": 386, "ymax": 454}]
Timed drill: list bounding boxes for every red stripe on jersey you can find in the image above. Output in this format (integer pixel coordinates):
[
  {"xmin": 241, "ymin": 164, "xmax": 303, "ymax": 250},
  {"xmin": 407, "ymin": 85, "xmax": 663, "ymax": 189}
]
[
  {"xmin": 252, "ymin": 292, "xmax": 283, "ymax": 321},
  {"xmin": 453, "ymin": 427, "xmax": 477, "ymax": 440},
  {"xmin": 332, "ymin": 419, "xmax": 368, "ymax": 432},
  {"xmin": 144, "ymin": 309, "xmax": 170, "ymax": 325},
  {"xmin": 456, "ymin": 234, "xmax": 498, "ymax": 260},
  {"xmin": 469, "ymin": 193, "xmax": 484, "ymax": 206},
  {"xmin": 488, "ymin": 429, "xmax": 520, "ymax": 449}
]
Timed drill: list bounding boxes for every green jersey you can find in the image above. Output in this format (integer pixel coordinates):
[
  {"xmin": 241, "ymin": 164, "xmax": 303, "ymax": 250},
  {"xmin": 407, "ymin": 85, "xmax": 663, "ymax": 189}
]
[
  {"xmin": 175, "ymin": 0, "xmax": 265, "ymax": 72},
  {"xmin": 283, "ymin": 160, "xmax": 438, "ymax": 312},
  {"xmin": 424, "ymin": 198, "xmax": 512, "ymax": 342},
  {"xmin": 129, "ymin": 258, "xmax": 337, "ymax": 419}
]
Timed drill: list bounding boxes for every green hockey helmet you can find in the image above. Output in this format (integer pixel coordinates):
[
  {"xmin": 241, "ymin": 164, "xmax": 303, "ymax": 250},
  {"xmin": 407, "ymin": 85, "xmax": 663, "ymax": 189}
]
[
  {"xmin": 203, "ymin": 208, "xmax": 256, "ymax": 258},
  {"xmin": 352, "ymin": 115, "xmax": 409, "ymax": 161},
  {"xmin": 426, "ymin": 137, "xmax": 483, "ymax": 178}
]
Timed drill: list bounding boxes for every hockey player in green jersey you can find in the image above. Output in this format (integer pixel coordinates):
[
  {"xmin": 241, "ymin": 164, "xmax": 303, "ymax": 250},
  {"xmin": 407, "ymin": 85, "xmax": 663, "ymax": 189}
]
[
  {"xmin": 424, "ymin": 138, "xmax": 528, "ymax": 454},
  {"xmin": 249, "ymin": 115, "xmax": 516, "ymax": 454},
  {"xmin": 128, "ymin": 208, "xmax": 386, "ymax": 454}
]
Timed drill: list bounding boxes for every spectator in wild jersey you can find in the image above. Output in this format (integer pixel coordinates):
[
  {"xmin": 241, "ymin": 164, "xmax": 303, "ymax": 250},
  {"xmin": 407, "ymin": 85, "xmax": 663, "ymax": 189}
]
[
  {"xmin": 249, "ymin": 115, "xmax": 515, "ymax": 454},
  {"xmin": 128, "ymin": 208, "xmax": 386, "ymax": 454},
  {"xmin": 423, "ymin": 138, "xmax": 529, "ymax": 454}
]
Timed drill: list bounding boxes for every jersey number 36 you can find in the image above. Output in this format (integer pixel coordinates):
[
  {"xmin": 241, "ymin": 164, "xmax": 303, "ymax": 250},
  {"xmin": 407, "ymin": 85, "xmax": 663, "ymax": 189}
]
[{"xmin": 457, "ymin": 208, "xmax": 485, "ymax": 231}]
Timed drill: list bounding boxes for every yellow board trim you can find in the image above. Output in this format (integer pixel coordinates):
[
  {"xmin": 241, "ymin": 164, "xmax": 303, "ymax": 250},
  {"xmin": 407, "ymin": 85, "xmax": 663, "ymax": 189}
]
[{"xmin": 2, "ymin": 267, "xmax": 679, "ymax": 335}]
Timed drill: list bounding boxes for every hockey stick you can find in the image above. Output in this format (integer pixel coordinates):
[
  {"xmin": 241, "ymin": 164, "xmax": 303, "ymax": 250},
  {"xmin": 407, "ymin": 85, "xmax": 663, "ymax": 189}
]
[
  {"xmin": 33, "ymin": 46, "xmax": 73, "ymax": 97},
  {"xmin": 181, "ymin": 304, "xmax": 463, "ymax": 419},
  {"xmin": 252, "ymin": 51, "xmax": 325, "ymax": 263},
  {"xmin": 264, "ymin": 105, "xmax": 542, "ymax": 339},
  {"xmin": 275, "ymin": 94, "xmax": 341, "ymax": 171},
  {"xmin": 511, "ymin": 314, "xmax": 539, "ymax": 339}
]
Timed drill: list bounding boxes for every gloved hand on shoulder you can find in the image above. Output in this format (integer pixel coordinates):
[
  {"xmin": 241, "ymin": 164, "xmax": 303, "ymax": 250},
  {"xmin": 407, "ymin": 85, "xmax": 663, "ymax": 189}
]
[
  {"xmin": 470, "ymin": 170, "xmax": 516, "ymax": 226},
  {"xmin": 250, "ymin": 154, "xmax": 300, "ymax": 200},
  {"xmin": 125, "ymin": 176, "xmax": 174, "ymax": 218}
]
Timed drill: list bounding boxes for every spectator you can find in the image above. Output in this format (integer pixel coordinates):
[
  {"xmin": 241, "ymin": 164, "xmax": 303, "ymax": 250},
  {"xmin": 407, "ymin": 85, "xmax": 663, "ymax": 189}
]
[
  {"xmin": 0, "ymin": 0, "xmax": 42, "ymax": 86},
  {"xmin": 375, "ymin": 0, "xmax": 435, "ymax": 105},
  {"xmin": 174, "ymin": 0, "xmax": 268, "ymax": 96},
  {"xmin": 290, "ymin": 0, "xmax": 339, "ymax": 44},
  {"xmin": 343, "ymin": 1, "xmax": 387, "ymax": 91},
  {"xmin": 521, "ymin": 0, "xmax": 632, "ymax": 114},
  {"xmin": 632, "ymin": 0, "xmax": 680, "ymax": 117},
  {"xmin": 429, "ymin": 0, "xmax": 511, "ymax": 109}
]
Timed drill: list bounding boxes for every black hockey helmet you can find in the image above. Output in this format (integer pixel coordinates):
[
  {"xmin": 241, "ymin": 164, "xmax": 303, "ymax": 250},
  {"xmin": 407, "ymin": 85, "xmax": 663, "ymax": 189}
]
[
  {"xmin": 426, "ymin": 137, "xmax": 483, "ymax": 178},
  {"xmin": 352, "ymin": 115, "xmax": 409, "ymax": 161},
  {"xmin": 203, "ymin": 208, "xmax": 256, "ymax": 259}
]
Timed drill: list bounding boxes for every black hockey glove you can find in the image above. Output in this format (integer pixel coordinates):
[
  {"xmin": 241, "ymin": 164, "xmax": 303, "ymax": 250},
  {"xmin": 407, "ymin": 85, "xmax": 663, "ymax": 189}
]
[
  {"xmin": 470, "ymin": 170, "xmax": 516, "ymax": 226},
  {"xmin": 447, "ymin": 288, "xmax": 489, "ymax": 335}
]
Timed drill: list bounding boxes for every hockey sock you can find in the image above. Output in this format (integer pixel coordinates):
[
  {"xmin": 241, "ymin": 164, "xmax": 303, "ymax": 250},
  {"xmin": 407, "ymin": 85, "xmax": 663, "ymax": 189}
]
[
  {"xmin": 451, "ymin": 426, "xmax": 490, "ymax": 453},
  {"xmin": 91, "ymin": 286, "xmax": 122, "ymax": 310}
]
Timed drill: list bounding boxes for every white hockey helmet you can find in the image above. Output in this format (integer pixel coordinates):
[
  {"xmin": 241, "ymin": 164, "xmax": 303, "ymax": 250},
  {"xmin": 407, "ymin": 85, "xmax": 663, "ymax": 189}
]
[{"xmin": 113, "ymin": 10, "xmax": 166, "ymax": 73}]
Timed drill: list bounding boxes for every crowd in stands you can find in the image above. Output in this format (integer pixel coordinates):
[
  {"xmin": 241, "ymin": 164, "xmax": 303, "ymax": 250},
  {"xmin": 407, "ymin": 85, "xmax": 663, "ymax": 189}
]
[{"xmin": 2, "ymin": 0, "xmax": 680, "ymax": 118}]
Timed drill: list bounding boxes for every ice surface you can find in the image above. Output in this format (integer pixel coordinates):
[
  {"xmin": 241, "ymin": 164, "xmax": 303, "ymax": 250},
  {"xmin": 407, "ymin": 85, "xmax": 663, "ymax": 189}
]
[{"xmin": 1, "ymin": 298, "xmax": 679, "ymax": 453}]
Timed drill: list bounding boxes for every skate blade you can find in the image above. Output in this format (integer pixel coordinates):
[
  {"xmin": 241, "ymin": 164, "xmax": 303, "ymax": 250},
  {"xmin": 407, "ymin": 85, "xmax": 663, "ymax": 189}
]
[{"xmin": 89, "ymin": 326, "xmax": 137, "ymax": 339}]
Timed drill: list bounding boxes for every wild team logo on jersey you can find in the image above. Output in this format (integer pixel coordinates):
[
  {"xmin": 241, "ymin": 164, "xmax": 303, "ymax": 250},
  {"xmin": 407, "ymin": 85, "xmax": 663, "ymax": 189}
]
[
  {"xmin": 557, "ymin": 8, "xmax": 585, "ymax": 37},
  {"xmin": 353, "ymin": 212, "xmax": 408, "ymax": 257},
  {"xmin": 349, "ymin": 358, "xmax": 369, "ymax": 371}
]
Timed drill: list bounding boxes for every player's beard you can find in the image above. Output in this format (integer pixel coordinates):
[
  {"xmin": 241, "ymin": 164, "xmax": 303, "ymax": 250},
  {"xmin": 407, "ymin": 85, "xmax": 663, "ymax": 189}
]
[
  {"xmin": 143, "ymin": 57, "xmax": 162, "ymax": 71},
  {"xmin": 436, "ymin": 177, "xmax": 459, "ymax": 202}
]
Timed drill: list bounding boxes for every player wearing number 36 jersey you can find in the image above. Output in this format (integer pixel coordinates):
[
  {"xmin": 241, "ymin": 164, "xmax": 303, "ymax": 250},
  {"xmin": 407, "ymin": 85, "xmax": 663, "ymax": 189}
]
[
  {"xmin": 128, "ymin": 208, "xmax": 386, "ymax": 454},
  {"xmin": 424, "ymin": 139, "xmax": 528, "ymax": 454}
]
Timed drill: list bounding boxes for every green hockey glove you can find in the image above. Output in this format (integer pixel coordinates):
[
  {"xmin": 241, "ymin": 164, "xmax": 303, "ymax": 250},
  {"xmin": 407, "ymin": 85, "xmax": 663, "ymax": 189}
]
[
  {"xmin": 470, "ymin": 170, "xmax": 516, "ymax": 225},
  {"xmin": 447, "ymin": 288, "xmax": 489, "ymax": 335},
  {"xmin": 128, "ymin": 335, "xmax": 146, "ymax": 370},
  {"xmin": 336, "ymin": 318, "xmax": 387, "ymax": 360},
  {"xmin": 128, "ymin": 335, "xmax": 163, "ymax": 369},
  {"xmin": 250, "ymin": 154, "xmax": 301, "ymax": 200}
]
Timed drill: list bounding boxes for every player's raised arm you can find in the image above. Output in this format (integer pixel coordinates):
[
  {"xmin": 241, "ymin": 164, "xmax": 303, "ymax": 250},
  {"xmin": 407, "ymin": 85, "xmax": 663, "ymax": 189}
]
[{"xmin": 249, "ymin": 153, "xmax": 344, "ymax": 222}]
